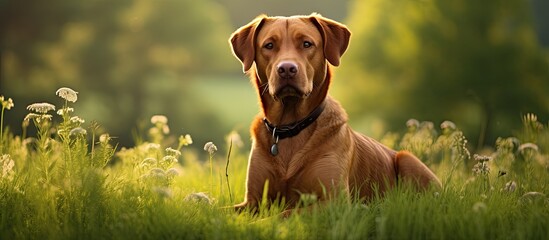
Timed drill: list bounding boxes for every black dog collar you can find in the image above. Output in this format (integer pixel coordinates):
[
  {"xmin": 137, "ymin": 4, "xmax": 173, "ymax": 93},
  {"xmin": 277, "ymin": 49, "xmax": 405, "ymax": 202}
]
[{"xmin": 263, "ymin": 102, "xmax": 325, "ymax": 155}]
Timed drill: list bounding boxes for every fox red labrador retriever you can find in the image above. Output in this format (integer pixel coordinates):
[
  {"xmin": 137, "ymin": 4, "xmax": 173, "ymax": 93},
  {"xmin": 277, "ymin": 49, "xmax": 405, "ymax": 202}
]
[{"xmin": 229, "ymin": 13, "xmax": 441, "ymax": 213}]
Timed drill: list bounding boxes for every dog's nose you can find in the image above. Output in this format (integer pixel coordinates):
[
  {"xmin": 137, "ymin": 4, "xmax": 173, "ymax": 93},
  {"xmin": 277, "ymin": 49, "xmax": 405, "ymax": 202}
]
[{"xmin": 277, "ymin": 62, "xmax": 298, "ymax": 79}]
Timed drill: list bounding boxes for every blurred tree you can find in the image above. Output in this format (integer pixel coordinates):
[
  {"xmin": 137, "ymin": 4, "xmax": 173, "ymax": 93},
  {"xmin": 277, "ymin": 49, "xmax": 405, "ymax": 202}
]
[
  {"xmin": 0, "ymin": 0, "xmax": 235, "ymax": 147},
  {"xmin": 213, "ymin": 0, "xmax": 349, "ymax": 28},
  {"xmin": 337, "ymin": 0, "xmax": 549, "ymax": 149},
  {"xmin": 531, "ymin": 0, "xmax": 549, "ymax": 47}
]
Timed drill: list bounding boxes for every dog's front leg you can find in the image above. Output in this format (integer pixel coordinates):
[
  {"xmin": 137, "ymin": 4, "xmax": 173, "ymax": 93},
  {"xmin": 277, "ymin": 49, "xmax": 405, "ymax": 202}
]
[{"xmin": 234, "ymin": 150, "xmax": 278, "ymax": 214}]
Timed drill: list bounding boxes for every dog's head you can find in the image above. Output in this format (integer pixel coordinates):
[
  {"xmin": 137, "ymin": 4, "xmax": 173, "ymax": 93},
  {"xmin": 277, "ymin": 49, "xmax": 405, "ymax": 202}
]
[{"xmin": 230, "ymin": 13, "xmax": 351, "ymax": 102}]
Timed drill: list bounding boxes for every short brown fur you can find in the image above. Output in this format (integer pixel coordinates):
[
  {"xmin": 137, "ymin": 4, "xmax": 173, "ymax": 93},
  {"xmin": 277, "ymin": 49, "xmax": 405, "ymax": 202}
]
[{"xmin": 229, "ymin": 13, "xmax": 441, "ymax": 213}]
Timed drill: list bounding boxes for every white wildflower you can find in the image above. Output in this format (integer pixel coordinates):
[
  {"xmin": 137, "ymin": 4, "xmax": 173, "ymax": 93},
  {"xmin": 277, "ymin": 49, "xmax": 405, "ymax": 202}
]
[
  {"xmin": 440, "ymin": 120, "xmax": 456, "ymax": 131},
  {"xmin": 165, "ymin": 147, "xmax": 181, "ymax": 157},
  {"xmin": 166, "ymin": 168, "xmax": 179, "ymax": 177},
  {"xmin": 140, "ymin": 158, "xmax": 157, "ymax": 168},
  {"xmin": 99, "ymin": 134, "xmax": 110, "ymax": 143},
  {"xmin": 503, "ymin": 181, "xmax": 517, "ymax": 193},
  {"xmin": 24, "ymin": 113, "xmax": 41, "ymax": 122},
  {"xmin": 56, "ymin": 107, "xmax": 74, "ymax": 116},
  {"xmin": 70, "ymin": 116, "xmax": 85, "ymax": 124},
  {"xmin": 41, "ymin": 114, "xmax": 53, "ymax": 121},
  {"xmin": 57, "ymin": 129, "xmax": 69, "ymax": 136},
  {"xmin": 26, "ymin": 114, "xmax": 53, "ymax": 124},
  {"xmin": 184, "ymin": 192, "xmax": 212, "ymax": 205},
  {"xmin": 162, "ymin": 125, "xmax": 170, "ymax": 134},
  {"xmin": 204, "ymin": 142, "xmax": 217, "ymax": 154},
  {"xmin": 69, "ymin": 127, "xmax": 87, "ymax": 136},
  {"xmin": 472, "ymin": 154, "xmax": 491, "ymax": 176},
  {"xmin": 420, "ymin": 121, "xmax": 434, "ymax": 130},
  {"xmin": 473, "ymin": 154, "xmax": 491, "ymax": 163},
  {"xmin": 152, "ymin": 187, "xmax": 172, "ymax": 199},
  {"xmin": 406, "ymin": 119, "xmax": 420, "ymax": 130},
  {"xmin": 162, "ymin": 155, "xmax": 178, "ymax": 164},
  {"xmin": 56, "ymin": 87, "xmax": 78, "ymax": 102},
  {"xmin": 27, "ymin": 102, "xmax": 55, "ymax": 114},
  {"xmin": 151, "ymin": 115, "xmax": 168, "ymax": 125},
  {"xmin": 1, "ymin": 154, "xmax": 15, "ymax": 180},
  {"xmin": 518, "ymin": 143, "xmax": 539, "ymax": 153},
  {"xmin": 520, "ymin": 192, "xmax": 546, "ymax": 205},
  {"xmin": 144, "ymin": 143, "xmax": 161, "ymax": 151},
  {"xmin": 149, "ymin": 168, "xmax": 166, "ymax": 178}
]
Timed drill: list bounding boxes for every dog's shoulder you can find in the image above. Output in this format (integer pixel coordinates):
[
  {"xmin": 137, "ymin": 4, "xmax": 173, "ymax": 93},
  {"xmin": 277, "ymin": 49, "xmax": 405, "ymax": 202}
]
[{"xmin": 320, "ymin": 96, "xmax": 348, "ymax": 125}]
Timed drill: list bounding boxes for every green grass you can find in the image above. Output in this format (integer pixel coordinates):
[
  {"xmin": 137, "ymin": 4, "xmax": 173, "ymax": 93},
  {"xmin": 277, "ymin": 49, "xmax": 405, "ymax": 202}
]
[{"xmin": 1, "ymin": 88, "xmax": 548, "ymax": 239}]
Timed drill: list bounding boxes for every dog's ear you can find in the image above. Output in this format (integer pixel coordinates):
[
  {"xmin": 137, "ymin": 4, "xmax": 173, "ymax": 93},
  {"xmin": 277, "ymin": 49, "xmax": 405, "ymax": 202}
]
[
  {"xmin": 309, "ymin": 14, "xmax": 351, "ymax": 67},
  {"xmin": 229, "ymin": 15, "xmax": 266, "ymax": 72}
]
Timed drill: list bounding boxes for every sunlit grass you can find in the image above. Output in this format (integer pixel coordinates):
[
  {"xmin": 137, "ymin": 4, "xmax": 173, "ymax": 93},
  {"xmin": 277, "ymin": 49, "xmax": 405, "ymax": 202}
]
[{"xmin": 0, "ymin": 88, "xmax": 548, "ymax": 239}]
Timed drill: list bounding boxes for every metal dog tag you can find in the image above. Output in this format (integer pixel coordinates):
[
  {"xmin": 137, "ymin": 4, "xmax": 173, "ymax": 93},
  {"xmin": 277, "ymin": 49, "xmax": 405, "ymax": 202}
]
[
  {"xmin": 270, "ymin": 143, "xmax": 279, "ymax": 156},
  {"xmin": 270, "ymin": 130, "xmax": 279, "ymax": 156}
]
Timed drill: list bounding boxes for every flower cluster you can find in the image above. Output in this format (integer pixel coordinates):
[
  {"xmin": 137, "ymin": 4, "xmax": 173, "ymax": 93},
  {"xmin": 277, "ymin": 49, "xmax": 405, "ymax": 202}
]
[
  {"xmin": 472, "ymin": 154, "xmax": 491, "ymax": 176},
  {"xmin": 56, "ymin": 87, "xmax": 78, "ymax": 103},
  {"xmin": 178, "ymin": 134, "xmax": 193, "ymax": 148},
  {"xmin": 27, "ymin": 103, "xmax": 55, "ymax": 114},
  {"xmin": 1, "ymin": 154, "xmax": 15, "ymax": 181},
  {"xmin": 0, "ymin": 96, "xmax": 14, "ymax": 110},
  {"xmin": 149, "ymin": 115, "xmax": 170, "ymax": 144},
  {"xmin": 139, "ymin": 146, "xmax": 182, "ymax": 187}
]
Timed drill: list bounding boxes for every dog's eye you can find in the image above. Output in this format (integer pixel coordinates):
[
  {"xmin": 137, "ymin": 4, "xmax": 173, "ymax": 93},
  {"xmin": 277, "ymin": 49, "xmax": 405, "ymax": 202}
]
[
  {"xmin": 264, "ymin": 42, "xmax": 274, "ymax": 50},
  {"xmin": 303, "ymin": 41, "xmax": 313, "ymax": 48}
]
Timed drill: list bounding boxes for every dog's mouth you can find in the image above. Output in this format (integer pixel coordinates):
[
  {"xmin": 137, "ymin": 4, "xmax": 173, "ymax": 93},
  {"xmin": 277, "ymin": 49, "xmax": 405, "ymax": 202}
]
[{"xmin": 274, "ymin": 86, "xmax": 309, "ymax": 100}]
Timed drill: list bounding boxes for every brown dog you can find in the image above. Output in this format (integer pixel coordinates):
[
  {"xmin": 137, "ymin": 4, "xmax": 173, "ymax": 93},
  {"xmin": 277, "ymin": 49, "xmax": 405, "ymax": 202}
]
[{"xmin": 229, "ymin": 13, "xmax": 441, "ymax": 212}]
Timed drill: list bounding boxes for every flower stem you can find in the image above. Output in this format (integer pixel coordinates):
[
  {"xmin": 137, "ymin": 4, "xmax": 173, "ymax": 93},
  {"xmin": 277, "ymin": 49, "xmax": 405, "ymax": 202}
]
[
  {"xmin": 0, "ymin": 106, "xmax": 5, "ymax": 153},
  {"xmin": 225, "ymin": 139, "xmax": 233, "ymax": 203},
  {"xmin": 210, "ymin": 154, "xmax": 213, "ymax": 195}
]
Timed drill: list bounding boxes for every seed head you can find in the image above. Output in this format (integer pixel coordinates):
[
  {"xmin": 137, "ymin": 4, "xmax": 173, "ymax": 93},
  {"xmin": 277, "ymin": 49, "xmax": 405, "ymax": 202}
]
[
  {"xmin": 406, "ymin": 119, "xmax": 420, "ymax": 130},
  {"xmin": 518, "ymin": 143, "xmax": 539, "ymax": 153},
  {"xmin": 204, "ymin": 142, "xmax": 217, "ymax": 154},
  {"xmin": 56, "ymin": 87, "xmax": 78, "ymax": 102},
  {"xmin": 441, "ymin": 120, "xmax": 456, "ymax": 131}
]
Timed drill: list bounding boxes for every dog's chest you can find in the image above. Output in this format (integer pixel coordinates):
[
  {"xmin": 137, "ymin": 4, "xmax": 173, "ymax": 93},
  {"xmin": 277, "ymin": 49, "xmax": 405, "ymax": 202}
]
[{"xmin": 270, "ymin": 138, "xmax": 307, "ymax": 179}]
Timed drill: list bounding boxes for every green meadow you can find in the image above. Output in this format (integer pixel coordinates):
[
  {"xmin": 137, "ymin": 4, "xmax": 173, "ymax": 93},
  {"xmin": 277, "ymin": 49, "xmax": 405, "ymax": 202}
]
[{"xmin": 1, "ymin": 88, "xmax": 547, "ymax": 239}]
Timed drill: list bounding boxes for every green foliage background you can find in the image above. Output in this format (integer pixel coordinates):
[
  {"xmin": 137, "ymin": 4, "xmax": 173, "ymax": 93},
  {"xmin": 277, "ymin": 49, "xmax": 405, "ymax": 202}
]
[{"xmin": 337, "ymin": 0, "xmax": 549, "ymax": 150}]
